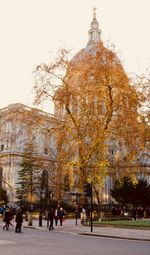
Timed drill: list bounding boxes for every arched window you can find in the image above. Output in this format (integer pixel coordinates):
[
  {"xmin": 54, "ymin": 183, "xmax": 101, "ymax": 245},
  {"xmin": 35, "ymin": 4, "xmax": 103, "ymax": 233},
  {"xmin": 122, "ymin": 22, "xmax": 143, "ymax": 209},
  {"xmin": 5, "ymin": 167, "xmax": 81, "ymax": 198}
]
[
  {"xmin": 44, "ymin": 147, "xmax": 48, "ymax": 155},
  {"xmin": 1, "ymin": 144, "xmax": 4, "ymax": 151},
  {"xmin": 41, "ymin": 170, "xmax": 48, "ymax": 196}
]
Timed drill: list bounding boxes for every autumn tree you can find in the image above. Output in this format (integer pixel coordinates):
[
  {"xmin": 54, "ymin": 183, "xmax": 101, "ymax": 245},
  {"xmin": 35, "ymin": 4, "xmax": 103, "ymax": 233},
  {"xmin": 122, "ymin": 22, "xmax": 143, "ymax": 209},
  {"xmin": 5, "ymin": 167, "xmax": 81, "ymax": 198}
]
[{"xmin": 34, "ymin": 44, "xmax": 147, "ymax": 203}]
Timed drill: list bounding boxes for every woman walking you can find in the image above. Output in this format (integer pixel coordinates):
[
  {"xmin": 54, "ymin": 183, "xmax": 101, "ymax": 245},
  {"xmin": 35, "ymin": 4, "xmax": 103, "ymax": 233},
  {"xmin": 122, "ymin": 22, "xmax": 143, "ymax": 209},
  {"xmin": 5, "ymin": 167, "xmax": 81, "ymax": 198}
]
[{"xmin": 3, "ymin": 208, "xmax": 11, "ymax": 230}]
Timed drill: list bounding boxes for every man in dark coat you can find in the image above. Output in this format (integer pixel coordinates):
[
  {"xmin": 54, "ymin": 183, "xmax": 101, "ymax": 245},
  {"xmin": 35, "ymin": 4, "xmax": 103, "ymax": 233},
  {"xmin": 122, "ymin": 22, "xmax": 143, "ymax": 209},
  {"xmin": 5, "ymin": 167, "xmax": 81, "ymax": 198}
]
[
  {"xmin": 49, "ymin": 208, "xmax": 54, "ymax": 230},
  {"xmin": 58, "ymin": 207, "xmax": 65, "ymax": 226},
  {"xmin": 15, "ymin": 208, "xmax": 23, "ymax": 233}
]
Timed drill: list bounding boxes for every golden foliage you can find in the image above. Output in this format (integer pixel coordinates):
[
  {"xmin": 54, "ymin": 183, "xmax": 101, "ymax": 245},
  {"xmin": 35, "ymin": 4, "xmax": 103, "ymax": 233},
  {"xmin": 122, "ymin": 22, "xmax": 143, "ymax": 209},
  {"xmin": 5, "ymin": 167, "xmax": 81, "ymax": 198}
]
[{"xmin": 34, "ymin": 44, "xmax": 149, "ymax": 201}]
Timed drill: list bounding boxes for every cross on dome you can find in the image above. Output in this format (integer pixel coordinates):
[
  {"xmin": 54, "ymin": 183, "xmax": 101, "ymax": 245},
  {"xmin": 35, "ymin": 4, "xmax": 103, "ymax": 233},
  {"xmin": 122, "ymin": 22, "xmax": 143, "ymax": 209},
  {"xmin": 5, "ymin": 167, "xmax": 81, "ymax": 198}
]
[
  {"xmin": 88, "ymin": 7, "xmax": 101, "ymax": 45},
  {"xmin": 92, "ymin": 6, "xmax": 97, "ymax": 19}
]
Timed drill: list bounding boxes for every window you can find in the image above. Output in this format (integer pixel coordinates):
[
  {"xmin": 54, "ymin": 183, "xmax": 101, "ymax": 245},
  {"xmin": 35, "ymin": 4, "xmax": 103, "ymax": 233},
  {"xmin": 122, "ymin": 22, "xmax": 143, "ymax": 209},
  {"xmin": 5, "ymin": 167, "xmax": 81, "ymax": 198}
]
[
  {"xmin": 44, "ymin": 147, "xmax": 48, "ymax": 155},
  {"xmin": 1, "ymin": 144, "xmax": 4, "ymax": 151},
  {"xmin": 41, "ymin": 170, "xmax": 48, "ymax": 196}
]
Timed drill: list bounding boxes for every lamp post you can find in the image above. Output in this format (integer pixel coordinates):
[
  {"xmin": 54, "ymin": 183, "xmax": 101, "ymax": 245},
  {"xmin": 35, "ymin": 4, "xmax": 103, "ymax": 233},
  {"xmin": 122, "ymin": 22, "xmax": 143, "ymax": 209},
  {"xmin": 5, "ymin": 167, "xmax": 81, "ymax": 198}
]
[
  {"xmin": 83, "ymin": 181, "xmax": 93, "ymax": 232},
  {"xmin": 90, "ymin": 181, "xmax": 93, "ymax": 233},
  {"xmin": 70, "ymin": 191, "xmax": 81, "ymax": 225},
  {"xmin": 39, "ymin": 188, "xmax": 45, "ymax": 227},
  {"xmin": 39, "ymin": 170, "xmax": 49, "ymax": 227}
]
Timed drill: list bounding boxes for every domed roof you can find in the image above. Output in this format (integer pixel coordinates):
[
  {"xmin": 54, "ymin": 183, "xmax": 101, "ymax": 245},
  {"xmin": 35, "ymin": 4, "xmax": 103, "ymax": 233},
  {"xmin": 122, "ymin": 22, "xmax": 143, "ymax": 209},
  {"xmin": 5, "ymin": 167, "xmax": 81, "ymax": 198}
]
[
  {"xmin": 71, "ymin": 42, "xmax": 118, "ymax": 62},
  {"xmin": 66, "ymin": 11, "xmax": 127, "ymax": 94},
  {"xmin": 70, "ymin": 10, "xmax": 122, "ymax": 69},
  {"xmin": 70, "ymin": 41, "xmax": 122, "ymax": 73}
]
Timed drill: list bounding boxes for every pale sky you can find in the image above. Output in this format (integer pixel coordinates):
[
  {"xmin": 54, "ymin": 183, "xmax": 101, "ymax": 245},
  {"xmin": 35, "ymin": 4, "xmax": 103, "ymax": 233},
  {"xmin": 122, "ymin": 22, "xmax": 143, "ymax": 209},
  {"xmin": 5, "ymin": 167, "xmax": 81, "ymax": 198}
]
[{"xmin": 0, "ymin": 0, "xmax": 150, "ymax": 113}]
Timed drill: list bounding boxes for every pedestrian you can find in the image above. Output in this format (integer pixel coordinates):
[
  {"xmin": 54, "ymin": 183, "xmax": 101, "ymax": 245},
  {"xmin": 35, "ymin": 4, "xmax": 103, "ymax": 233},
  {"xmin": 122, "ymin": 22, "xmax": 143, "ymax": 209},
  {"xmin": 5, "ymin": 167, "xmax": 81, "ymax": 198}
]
[
  {"xmin": 54, "ymin": 207, "xmax": 59, "ymax": 226},
  {"xmin": 58, "ymin": 207, "xmax": 65, "ymax": 226},
  {"xmin": 131, "ymin": 207, "xmax": 137, "ymax": 221},
  {"xmin": 49, "ymin": 208, "xmax": 54, "ymax": 230},
  {"xmin": 3, "ymin": 207, "xmax": 11, "ymax": 230},
  {"xmin": 80, "ymin": 208, "xmax": 86, "ymax": 225},
  {"xmin": 15, "ymin": 208, "xmax": 23, "ymax": 233},
  {"xmin": 9, "ymin": 206, "xmax": 15, "ymax": 228}
]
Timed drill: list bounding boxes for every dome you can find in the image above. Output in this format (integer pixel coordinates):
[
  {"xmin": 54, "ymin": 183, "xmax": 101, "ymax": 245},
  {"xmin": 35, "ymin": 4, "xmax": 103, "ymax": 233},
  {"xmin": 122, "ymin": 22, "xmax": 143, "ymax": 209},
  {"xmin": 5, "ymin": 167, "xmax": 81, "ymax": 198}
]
[
  {"xmin": 55, "ymin": 10, "xmax": 128, "ymax": 116},
  {"xmin": 71, "ymin": 42, "xmax": 121, "ymax": 67},
  {"xmin": 68, "ymin": 41, "xmax": 125, "ymax": 89},
  {"xmin": 69, "ymin": 10, "xmax": 123, "ymax": 72}
]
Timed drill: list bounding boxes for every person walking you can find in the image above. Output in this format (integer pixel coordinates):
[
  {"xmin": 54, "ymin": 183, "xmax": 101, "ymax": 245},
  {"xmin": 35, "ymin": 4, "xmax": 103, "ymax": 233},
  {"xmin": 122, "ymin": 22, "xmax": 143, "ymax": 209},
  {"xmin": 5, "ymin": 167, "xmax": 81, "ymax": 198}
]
[
  {"xmin": 3, "ymin": 207, "xmax": 11, "ymax": 230},
  {"xmin": 54, "ymin": 207, "xmax": 59, "ymax": 226},
  {"xmin": 80, "ymin": 208, "xmax": 86, "ymax": 225},
  {"xmin": 49, "ymin": 208, "xmax": 54, "ymax": 230},
  {"xmin": 9, "ymin": 206, "xmax": 15, "ymax": 228},
  {"xmin": 15, "ymin": 208, "xmax": 23, "ymax": 233},
  {"xmin": 132, "ymin": 207, "xmax": 137, "ymax": 221},
  {"xmin": 58, "ymin": 207, "xmax": 65, "ymax": 226}
]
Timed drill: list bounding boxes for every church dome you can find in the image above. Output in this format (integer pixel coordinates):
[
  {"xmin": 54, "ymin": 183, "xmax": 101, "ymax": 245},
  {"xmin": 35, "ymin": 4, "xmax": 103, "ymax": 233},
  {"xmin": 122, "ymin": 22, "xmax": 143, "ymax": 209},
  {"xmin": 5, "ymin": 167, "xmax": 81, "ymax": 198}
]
[
  {"xmin": 71, "ymin": 41, "xmax": 121, "ymax": 67},
  {"xmin": 55, "ymin": 9, "xmax": 128, "ymax": 115},
  {"xmin": 69, "ymin": 9, "xmax": 123, "ymax": 75}
]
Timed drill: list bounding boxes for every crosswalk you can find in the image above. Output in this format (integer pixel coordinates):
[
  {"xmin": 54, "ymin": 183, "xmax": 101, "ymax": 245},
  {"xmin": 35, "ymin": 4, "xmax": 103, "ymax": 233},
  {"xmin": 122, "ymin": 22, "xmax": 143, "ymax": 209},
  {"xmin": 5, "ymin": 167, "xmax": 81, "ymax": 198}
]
[{"xmin": 0, "ymin": 240, "xmax": 16, "ymax": 244}]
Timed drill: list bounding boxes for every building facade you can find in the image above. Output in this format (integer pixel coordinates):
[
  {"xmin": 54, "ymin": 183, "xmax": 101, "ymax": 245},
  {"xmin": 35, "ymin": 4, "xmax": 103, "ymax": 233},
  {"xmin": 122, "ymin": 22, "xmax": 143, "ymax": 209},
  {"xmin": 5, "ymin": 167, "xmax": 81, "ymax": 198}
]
[
  {"xmin": 0, "ymin": 103, "xmax": 56, "ymax": 204},
  {"xmin": 0, "ymin": 10, "xmax": 149, "ymax": 205}
]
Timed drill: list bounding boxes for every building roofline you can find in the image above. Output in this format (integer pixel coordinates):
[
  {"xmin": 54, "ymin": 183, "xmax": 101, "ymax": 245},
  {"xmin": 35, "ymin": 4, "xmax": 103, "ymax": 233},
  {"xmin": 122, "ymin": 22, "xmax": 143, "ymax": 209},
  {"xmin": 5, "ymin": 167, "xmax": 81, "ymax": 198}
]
[{"xmin": 0, "ymin": 103, "xmax": 56, "ymax": 119}]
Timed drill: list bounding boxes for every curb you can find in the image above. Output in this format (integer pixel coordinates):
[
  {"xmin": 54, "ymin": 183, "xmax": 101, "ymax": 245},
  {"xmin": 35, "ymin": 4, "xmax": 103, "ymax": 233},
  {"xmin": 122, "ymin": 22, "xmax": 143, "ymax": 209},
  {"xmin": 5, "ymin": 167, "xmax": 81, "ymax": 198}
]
[
  {"xmin": 23, "ymin": 226, "xmax": 150, "ymax": 242},
  {"xmin": 23, "ymin": 226, "xmax": 41, "ymax": 230},
  {"xmin": 80, "ymin": 233, "xmax": 150, "ymax": 242}
]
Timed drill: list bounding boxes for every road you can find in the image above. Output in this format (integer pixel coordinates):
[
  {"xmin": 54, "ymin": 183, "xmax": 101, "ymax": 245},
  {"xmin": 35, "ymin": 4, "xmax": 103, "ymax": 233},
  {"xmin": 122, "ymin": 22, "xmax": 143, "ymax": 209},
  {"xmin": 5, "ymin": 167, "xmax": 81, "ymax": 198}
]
[{"xmin": 0, "ymin": 226, "xmax": 150, "ymax": 255}]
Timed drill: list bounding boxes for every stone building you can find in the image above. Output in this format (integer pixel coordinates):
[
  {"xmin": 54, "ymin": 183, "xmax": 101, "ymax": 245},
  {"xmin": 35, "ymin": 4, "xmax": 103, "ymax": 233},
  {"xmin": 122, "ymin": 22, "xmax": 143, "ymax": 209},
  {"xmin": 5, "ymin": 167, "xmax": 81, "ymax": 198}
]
[
  {"xmin": 0, "ymin": 10, "xmax": 149, "ymax": 205},
  {"xmin": 0, "ymin": 103, "xmax": 56, "ymax": 204}
]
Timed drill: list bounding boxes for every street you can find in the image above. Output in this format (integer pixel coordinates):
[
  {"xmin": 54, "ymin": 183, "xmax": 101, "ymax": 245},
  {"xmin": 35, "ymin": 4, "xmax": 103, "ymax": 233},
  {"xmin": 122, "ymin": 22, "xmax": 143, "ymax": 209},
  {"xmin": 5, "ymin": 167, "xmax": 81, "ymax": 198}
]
[{"xmin": 0, "ymin": 226, "xmax": 150, "ymax": 255}]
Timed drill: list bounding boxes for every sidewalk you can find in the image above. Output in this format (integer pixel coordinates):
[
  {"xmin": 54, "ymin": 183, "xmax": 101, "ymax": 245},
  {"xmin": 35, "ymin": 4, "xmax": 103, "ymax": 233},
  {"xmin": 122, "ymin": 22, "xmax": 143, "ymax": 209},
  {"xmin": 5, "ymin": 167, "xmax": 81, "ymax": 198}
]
[{"xmin": 23, "ymin": 219, "xmax": 150, "ymax": 241}]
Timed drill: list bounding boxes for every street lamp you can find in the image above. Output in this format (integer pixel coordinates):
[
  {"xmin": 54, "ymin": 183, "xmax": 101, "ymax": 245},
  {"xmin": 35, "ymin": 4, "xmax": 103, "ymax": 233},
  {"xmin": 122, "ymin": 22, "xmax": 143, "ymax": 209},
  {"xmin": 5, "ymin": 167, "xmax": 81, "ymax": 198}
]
[
  {"xmin": 83, "ymin": 181, "xmax": 93, "ymax": 232},
  {"xmin": 70, "ymin": 191, "xmax": 81, "ymax": 225},
  {"xmin": 39, "ymin": 188, "xmax": 45, "ymax": 227},
  {"xmin": 39, "ymin": 170, "xmax": 48, "ymax": 227}
]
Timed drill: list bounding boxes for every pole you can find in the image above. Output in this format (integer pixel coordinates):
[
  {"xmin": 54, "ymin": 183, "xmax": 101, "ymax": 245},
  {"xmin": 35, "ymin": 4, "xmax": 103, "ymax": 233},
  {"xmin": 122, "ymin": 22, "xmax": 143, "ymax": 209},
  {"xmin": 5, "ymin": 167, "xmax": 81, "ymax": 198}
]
[
  {"xmin": 75, "ymin": 210, "xmax": 78, "ymax": 225},
  {"xmin": 90, "ymin": 181, "xmax": 93, "ymax": 232},
  {"xmin": 39, "ymin": 188, "xmax": 42, "ymax": 227},
  {"xmin": 47, "ymin": 192, "xmax": 50, "ymax": 227},
  {"xmin": 75, "ymin": 195, "xmax": 78, "ymax": 226}
]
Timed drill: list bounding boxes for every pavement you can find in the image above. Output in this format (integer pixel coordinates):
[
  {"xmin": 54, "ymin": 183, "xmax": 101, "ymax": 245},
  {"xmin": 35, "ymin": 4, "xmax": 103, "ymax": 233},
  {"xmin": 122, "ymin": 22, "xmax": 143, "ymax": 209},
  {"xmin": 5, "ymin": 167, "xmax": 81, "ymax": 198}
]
[{"xmin": 22, "ymin": 218, "xmax": 150, "ymax": 242}]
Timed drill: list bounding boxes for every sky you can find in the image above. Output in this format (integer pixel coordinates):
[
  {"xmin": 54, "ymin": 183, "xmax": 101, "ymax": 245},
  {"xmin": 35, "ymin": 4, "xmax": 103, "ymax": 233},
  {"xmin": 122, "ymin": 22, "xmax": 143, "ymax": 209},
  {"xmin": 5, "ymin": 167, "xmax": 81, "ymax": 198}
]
[{"xmin": 0, "ymin": 0, "xmax": 150, "ymax": 113}]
